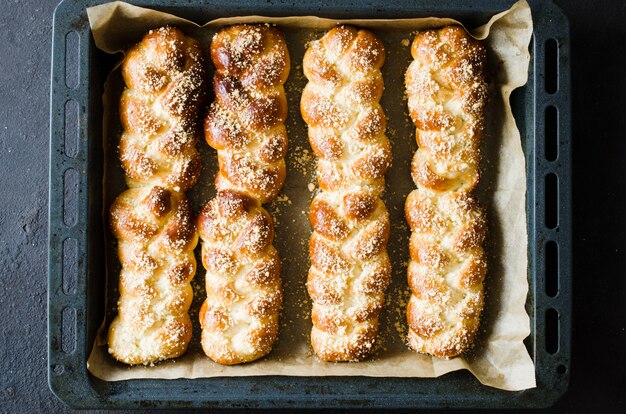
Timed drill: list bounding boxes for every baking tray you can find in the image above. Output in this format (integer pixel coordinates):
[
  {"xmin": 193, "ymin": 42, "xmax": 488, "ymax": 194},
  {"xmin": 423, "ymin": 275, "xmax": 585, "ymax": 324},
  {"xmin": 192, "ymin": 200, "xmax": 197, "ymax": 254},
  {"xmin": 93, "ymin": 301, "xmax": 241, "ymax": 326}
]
[{"xmin": 48, "ymin": 0, "xmax": 572, "ymax": 409}]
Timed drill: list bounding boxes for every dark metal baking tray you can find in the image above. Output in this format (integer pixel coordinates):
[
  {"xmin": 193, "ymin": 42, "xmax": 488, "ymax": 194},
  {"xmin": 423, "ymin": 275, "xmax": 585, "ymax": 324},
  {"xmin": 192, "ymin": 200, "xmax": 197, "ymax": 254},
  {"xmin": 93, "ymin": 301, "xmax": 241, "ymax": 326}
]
[{"xmin": 48, "ymin": 0, "xmax": 571, "ymax": 408}]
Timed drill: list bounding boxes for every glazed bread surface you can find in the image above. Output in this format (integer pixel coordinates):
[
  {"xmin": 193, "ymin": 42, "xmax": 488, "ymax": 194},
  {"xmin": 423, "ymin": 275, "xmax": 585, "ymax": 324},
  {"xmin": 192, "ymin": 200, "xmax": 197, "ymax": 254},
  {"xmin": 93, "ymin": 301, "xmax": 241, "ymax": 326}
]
[
  {"xmin": 199, "ymin": 24, "xmax": 289, "ymax": 365},
  {"xmin": 108, "ymin": 26, "xmax": 207, "ymax": 365},
  {"xmin": 404, "ymin": 25, "xmax": 488, "ymax": 358},
  {"xmin": 301, "ymin": 26, "xmax": 392, "ymax": 361}
]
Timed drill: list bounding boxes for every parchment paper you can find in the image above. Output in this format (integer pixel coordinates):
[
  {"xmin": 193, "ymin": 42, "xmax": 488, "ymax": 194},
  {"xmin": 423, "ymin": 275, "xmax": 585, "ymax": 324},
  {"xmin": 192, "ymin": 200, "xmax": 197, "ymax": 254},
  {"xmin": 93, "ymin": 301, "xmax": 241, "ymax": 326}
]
[{"xmin": 86, "ymin": 0, "xmax": 536, "ymax": 391}]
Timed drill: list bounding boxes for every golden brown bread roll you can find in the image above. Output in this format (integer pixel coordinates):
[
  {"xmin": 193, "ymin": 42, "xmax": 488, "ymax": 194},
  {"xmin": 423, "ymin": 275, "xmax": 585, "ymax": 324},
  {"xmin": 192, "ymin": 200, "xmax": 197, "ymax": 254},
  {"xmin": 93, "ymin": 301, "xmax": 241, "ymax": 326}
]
[
  {"xmin": 198, "ymin": 24, "xmax": 289, "ymax": 365},
  {"xmin": 118, "ymin": 27, "xmax": 206, "ymax": 193},
  {"xmin": 108, "ymin": 27, "xmax": 207, "ymax": 365},
  {"xmin": 404, "ymin": 25, "xmax": 488, "ymax": 358},
  {"xmin": 301, "ymin": 26, "xmax": 392, "ymax": 361}
]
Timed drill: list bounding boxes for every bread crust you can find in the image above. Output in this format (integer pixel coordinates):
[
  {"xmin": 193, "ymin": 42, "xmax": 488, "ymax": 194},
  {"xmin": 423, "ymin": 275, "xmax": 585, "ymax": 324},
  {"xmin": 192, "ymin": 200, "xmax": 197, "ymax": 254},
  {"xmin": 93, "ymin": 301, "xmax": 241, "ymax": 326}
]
[
  {"xmin": 301, "ymin": 26, "xmax": 392, "ymax": 361},
  {"xmin": 199, "ymin": 25, "xmax": 289, "ymax": 364},
  {"xmin": 404, "ymin": 25, "xmax": 488, "ymax": 358},
  {"xmin": 108, "ymin": 27, "xmax": 207, "ymax": 365}
]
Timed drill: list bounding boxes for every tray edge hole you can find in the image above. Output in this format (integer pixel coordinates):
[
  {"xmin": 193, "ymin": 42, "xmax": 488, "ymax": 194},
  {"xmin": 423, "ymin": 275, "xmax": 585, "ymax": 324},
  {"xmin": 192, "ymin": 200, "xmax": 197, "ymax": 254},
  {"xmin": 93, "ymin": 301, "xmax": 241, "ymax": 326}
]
[
  {"xmin": 545, "ymin": 308, "xmax": 559, "ymax": 355},
  {"xmin": 52, "ymin": 364, "xmax": 65, "ymax": 375},
  {"xmin": 62, "ymin": 237, "xmax": 78, "ymax": 295},
  {"xmin": 545, "ymin": 240, "xmax": 559, "ymax": 297},
  {"xmin": 544, "ymin": 173, "xmax": 558, "ymax": 229},
  {"xmin": 545, "ymin": 38, "xmax": 558, "ymax": 94},
  {"xmin": 545, "ymin": 105, "xmax": 558, "ymax": 161},
  {"xmin": 556, "ymin": 364, "xmax": 567, "ymax": 375},
  {"xmin": 61, "ymin": 307, "xmax": 77, "ymax": 355},
  {"xmin": 64, "ymin": 99, "xmax": 79, "ymax": 158},
  {"xmin": 63, "ymin": 168, "xmax": 79, "ymax": 227},
  {"xmin": 65, "ymin": 31, "xmax": 80, "ymax": 90}
]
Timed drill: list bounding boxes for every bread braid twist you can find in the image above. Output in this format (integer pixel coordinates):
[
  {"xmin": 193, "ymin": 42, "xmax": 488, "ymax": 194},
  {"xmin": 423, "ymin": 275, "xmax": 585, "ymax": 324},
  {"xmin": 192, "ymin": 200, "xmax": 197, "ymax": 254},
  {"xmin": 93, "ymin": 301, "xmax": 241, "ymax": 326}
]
[
  {"xmin": 404, "ymin": 26, "xmax": 488, "ymax": 358},
  {"xmin": 204, "ymin": 25, "xmax": 289, "ymax": 203},
  {"xmin": 119, "ymin": 27, "xmax": 206, "ymax": 193},
  {"xmin": 108, "ymin": 27, "xmax": 207, "ymax": 365},
  {"xmin": 301, "ymin": 26, "xmax": 392, "ymax": 361},
  {"xmin": 198, "ymin": 25, "xmax": 289, "ymax": 365}
]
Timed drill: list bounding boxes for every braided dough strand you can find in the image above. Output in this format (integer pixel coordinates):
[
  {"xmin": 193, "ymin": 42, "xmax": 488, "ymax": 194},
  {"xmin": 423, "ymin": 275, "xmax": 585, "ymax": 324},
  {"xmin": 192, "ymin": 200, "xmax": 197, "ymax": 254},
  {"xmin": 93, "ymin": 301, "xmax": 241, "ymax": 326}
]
[
  {"xmin": 108, "ymin": 27, "xmax": 207, "ymax": 364},
  {"xmin": 301, "ymin": 26, "xmax": 392, "ymax": 361},
  {"xmin": 199, "ymin": 25, "xmax": 289, "ymax": 365},
  {"xmin": 405, "ymin": 26, "xmax": 488, "ymax": 358}
]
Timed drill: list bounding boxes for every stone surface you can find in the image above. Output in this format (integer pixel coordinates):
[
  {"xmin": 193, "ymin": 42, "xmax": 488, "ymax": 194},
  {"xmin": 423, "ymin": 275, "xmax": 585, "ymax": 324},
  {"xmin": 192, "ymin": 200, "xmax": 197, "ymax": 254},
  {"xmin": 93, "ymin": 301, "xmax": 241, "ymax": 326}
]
[{"xmin": 0, "ymin": 0, "xmax": 624, "ymax": 412}]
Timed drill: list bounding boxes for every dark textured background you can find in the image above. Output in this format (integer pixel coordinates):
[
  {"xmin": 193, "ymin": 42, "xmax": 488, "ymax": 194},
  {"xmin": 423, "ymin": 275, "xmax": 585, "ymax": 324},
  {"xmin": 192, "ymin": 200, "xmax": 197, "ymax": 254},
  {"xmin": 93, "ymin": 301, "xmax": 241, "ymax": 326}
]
[{"xmin": 0, "ymin": 0, "xmax": 624, "ymax": 412}]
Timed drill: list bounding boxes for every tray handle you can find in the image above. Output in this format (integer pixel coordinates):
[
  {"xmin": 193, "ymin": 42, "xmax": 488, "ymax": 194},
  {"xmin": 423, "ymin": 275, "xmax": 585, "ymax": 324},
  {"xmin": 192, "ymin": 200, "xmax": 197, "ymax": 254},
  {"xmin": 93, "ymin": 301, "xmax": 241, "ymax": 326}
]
[{"xmin": 528, "ymin": 0, "xmax": 572, "ymax": 406}]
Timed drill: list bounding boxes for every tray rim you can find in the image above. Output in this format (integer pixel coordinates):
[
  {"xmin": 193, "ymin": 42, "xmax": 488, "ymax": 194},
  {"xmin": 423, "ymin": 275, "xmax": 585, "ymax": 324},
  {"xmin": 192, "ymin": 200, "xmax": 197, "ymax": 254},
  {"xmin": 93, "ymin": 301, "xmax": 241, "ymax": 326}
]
[{"xmin": 47, "ymin": 0, "xmax": 572, "ymax": 409}]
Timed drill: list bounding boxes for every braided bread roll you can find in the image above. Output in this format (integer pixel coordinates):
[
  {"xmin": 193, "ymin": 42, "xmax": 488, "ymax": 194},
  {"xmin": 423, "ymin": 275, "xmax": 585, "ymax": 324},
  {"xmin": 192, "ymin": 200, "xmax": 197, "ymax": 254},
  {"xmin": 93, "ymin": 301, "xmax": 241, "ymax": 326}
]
[
  {"xmin": 118, "ymin": 27, "xmax": 206, "ymax": 193},
  {"xmin": 108, "ymin": 27, "xmax": 207, "ymax": 365},
  {"xmin": 301, "ymin": 26, "xmax": 392, "ymax": 361},
  {"xmin": 198, "ymin": 25, "xmax": 289, "ymax": 365},
  {"xmin": 404, "ymin": 26, "xmax": 488, "ymax": 358}
]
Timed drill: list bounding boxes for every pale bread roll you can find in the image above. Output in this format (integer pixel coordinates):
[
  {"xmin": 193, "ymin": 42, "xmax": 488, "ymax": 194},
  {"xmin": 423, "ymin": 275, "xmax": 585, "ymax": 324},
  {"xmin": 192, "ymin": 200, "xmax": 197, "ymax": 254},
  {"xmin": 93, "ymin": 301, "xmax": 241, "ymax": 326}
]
[{"xmin": 404, "ymin": 25, "xmax": 488, "ymax": 358}]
